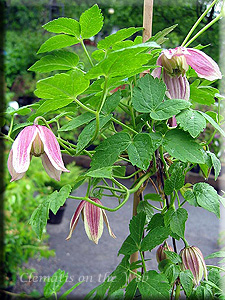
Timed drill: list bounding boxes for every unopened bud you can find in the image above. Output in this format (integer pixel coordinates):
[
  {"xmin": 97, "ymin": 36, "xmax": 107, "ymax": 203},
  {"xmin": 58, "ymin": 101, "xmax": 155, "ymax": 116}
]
[
  {"xmin": 156, "ymin": 242, "xmax": 174, "ymax": 263},
  {"xmin": 180, "ymin": 246, "xmax": 207, "ymax": 286}
]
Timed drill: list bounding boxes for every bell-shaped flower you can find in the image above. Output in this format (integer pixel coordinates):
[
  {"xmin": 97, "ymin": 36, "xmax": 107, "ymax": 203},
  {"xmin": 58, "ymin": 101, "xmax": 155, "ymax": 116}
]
[
  {"xmin": 66, "ymin": 197, "xmax": 116, "ymax": 244},
  {"xmin": 156, "ymin": 241, "xmax": 174, "ymax": 263},
  {"xmin": 180, "ymin": 246, "xmax": 208, "ymax": 286},
  {"xmin": 7, "ymin": 125, "xmax": 69, "ymax": 182},
  {"xmin": 152, "ymin": 46, "xmax": 222, "ymax": 100}
]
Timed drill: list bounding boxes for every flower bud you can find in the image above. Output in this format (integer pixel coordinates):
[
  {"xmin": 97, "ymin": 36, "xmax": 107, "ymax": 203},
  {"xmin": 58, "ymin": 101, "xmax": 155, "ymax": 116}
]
[
  {"xmin": 180, "ymin": 246, "xmax": 207, "ymax": 286},
  {"xmin": 156, "ymin": 242, "xmax": 174, "ymax": 263}
]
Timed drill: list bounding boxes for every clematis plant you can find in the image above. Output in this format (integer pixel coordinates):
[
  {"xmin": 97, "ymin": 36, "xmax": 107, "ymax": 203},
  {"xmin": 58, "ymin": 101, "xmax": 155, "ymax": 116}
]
[{"xmin": 4, "ymin": 1, "xmax": 225, "ymax": 299}]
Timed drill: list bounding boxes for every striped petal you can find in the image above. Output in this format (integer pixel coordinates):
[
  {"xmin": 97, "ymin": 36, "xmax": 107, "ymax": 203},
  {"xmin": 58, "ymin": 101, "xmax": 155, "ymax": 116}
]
[
  {"xmin": 102, "ymin": 209, "xmax": 116, "ymax": 239},
  {"xmin": 66, "ymin": 201, "xmax": 86, "ymax": 241},
  {"xmin": 7, "ymin": 149, "xmax": 26, "ymax": 182},
  {"xmin": 37, "ymin": 125, "xmax": 69, "ymax": 173},
  {"xmin": 185, "ymin": 48, "xmax": 222, "ymax": 81},
  {"xmin": 83, "ymin": 199, "xmax": 103, "ymax": 244},
  {"xmin": 41, "ymin": 153, "xmax": 62, "ymax": 181},
  {"xmin": 11, "ymin": 125, "xmax": 38, "ymax": 174},
  {"xmin": 163, "ymin": 72, "xmax": 190, "ymax": 100}
]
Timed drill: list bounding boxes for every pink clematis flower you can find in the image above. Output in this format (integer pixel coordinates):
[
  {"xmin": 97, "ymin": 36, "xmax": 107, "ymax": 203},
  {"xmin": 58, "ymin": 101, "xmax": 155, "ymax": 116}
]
[
  {"xmin": 66, "ymin": 197, "xmax": 116, "ymax": 244},
  {"xmin": 7, "ymin": 125, "xmax": 69, "ymax": 182},
  {"xmin": 152, "ymin": 46, "xmax": 222, "ymax": 100}
]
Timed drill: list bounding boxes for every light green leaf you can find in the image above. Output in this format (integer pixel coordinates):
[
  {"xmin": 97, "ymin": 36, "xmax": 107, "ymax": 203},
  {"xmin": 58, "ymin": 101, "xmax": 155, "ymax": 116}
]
[
  {"xmin": 102, "ymin": 91, "xmax": 121, "ymax": 114},
  {"xmin": 59, "ymin": 112, "xmax": 95, "ymax": 132},
  {"xmin": 148, "ymin": 24, "xmax": 178, "ymax": 45},
  {"xmin": 207, "ymin": 151, "xmax": 221, "ymax": 180},
  {"xmin": 132, "ymin": 74, "xmax": 166, "ymax": 113},
  {"xmin": 180, "ymin": 270, "xmax": 194, "ymax": 297},
  {"xmin": 150, "ymin": 99, "xmax": 191, "ymax": 120},
  {"xmin": 144, "ymin": 193, "xmax": 162, "ymax": 201},
  {"xmin": 7, "ymin": 106, "xmax": 31, "ymax": 116},
  {"xmin": 199, "ymin": 111, "xmax": 225, "ymax": 138},
  {"xmin": 184, "ymin": 190, "xmax": 198, "ymax": 207},
  {"xmin": 80, "ymin": 4, "xmax": 103, "ymax": 39},
  {"xmin": 141, "ymin": 226, "xmax": 170, "ymax": 251},
  {"xmin": 190, "ymin": 79, "xmax": 218, "ymax": 105},
  {"xmin": 76, "ymin": 115, "xmax": 112, "ymax": 153},
  {"xmin": 85, "ymin": 166, "xmax": 113, "ymax": 179},
  {"xmin": 176, "ymin": 109, "xmax": 206, "ymax": 138},
  {"xmin": 205, "ymin": 250, "xmax": 225, "ymax": 260},
  {"xmin": 164, "ymin": 168, "xmax": 185, "ymax": 195},
  {"xmin": 98, "ymin": 27, "xmax": 142, "ymax": 50},
  {"xmin": 112, "ymin": 166, "xmax": 126, "ymax": 177},
  {"xmin": 37, "ymin": 35, "xmax": 79, "ymax": 54},
  {"xmin": 170, "ymin": 208, "xmax": 188, "ymax": 238},
  {"xmin": 29, "ymin": 51, "xmax": 79, "ymax": 73},
  {"xmin": 193, "ymin": 182, "xmax": 220, "ymax": 217},
  {"xmin": 163, "ymin": 129, "xmax": 204, "ymax": 164},
  {"xmin": 44, "ymin": 269, "xmax": 68, "ymax": 298},
  {"xmin": 49, "ymin": 185, "xmax": 72, "ymax": 215},
  {"xmin": 138, "ymin": 270, "xmax": 170, "ymax": 300},
  {"xmin": 36, "ymin": 99, "xmax": 74, "ymax": 115},
  {"xmin": 43, "ymin": 17, "xmax": 81, "ymax": 37},
  {"xmin": 59, "ymin": 281, "xmax": 83, "ymax": 299},
  {"xmin": 127, "ymin": 133, "xmax": 153, "ymax": 170},
  {"xmin": 90, "ymin": 132, "xmax": 131, "ymax": 169},
  {"xmin": 34, "ymin": 70, "xmax": 90, "ymax": 100}
]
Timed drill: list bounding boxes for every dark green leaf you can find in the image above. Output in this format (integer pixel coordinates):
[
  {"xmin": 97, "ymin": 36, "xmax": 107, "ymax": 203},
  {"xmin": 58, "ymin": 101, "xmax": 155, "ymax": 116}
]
[
  {"xmin": 199, "ymin": 111, "xmax": 225, "ymax": 138},
  {"xmin": 163, "ymin": 129, "xmax": 204, "ymax": 164},
  {"xmin": 43, "ymin": 17, "xmax": 80, "ymax": 36},
  {"xmin": 102, "ymin": 91, "xmax": 121, "ymax": 114},
  {"xmin": 112, "ymin": 166, "xmax": 126, "ymax": 177},
  {"xmin": 118, "ymin": 235, "xmax": 139, "ymax": 255},
  {"xmin": 132, "ymin": 74, "xmax": 166, "ymax": 113},
  {"xmin": 129, "ymin": 212, "xmax": 146, "ymax": 246},
  {"xmin": 148, "ymin": 24, "xmax": 178, "ymax": 45},
  {"xmin": 150, "ymin": 99, "xmax": 191, "ymax": 120},
  {"xmin": 59, "ymin": 112, "xmax": 95, "ymax": 132},
  {"xmin": 49, "ymin": 184, "xmax": 72, "ymax": 215},
  {"xmin": 85, "ymin": 166, "xmax": 113, "ymax": 179},
  {"xmin": 44, "ymin": 269, "xmax": 68, "ymax": 298},
  {"xmin": 147, "ymin": 213, "xmax": 164, "ymax": 231},
  {"xmin": 137, "ymin": 201, "xmax": 154, "ymax": 222},
  {"xmin": 176, "ymin": 109, "xmax": 206, "ymax": 138},
  {"xmin": 149, "ymin": 132, "xmax": 162, "ymax": 151},
  {"xmin": 180, "ymin": 270, "xmax": 194, "ymax": 297},
  {"xmin": 141, "ymin": 226, "xmax": 170, "ymax": 251},
  {"xmin": 125, "ymin": 279, "xmax": 138, "ymax": 300},
  {"xmin": 37, "ymin": 35, "xmax": 79, "ymax": 54},
  {"xmin": 193, "ymin": 182, "xmax": 220, "ymax": 217},
  {"xmin": 127, "ymin": 133, "xmax": 153, "ymax": 170},
  {"xmin": 80, "ymin": 4, "xmax": 103, "ymax": 39},
  {"xmin": 29, "ymin": 51, "xmax": 79, "ymax": 73},
  {"xmin": 163, "ymin": 263, "xmax": 180, "ymax": 284},
  {"xmin": 76, "ymin": 115, "xmax": 112, "ymax": 153},
  {"xmin": 207, "ymin": 151, "xmax": 221, "ymax": 180},
  {"xmin": 164, "ymin": 168, "xmax": 185, "ymax": 195},
  {"xmin": 170, "ymin": 208, "xmax": 188, "ymax": 238}
]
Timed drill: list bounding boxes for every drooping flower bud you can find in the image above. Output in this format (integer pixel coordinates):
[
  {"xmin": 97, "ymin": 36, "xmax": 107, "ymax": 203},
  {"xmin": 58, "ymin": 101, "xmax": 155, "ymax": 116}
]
[
  {"xmin": 180, "ymin": 246, "xmax": 208, "ymax": 286},
  {"xmin": 156, "ymin": 241, "xmax": 174, "ymax": 263}
]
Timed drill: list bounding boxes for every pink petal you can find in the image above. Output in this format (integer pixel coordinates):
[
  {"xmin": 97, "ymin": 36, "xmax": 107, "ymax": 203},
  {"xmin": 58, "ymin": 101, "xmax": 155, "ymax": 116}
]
[
  {"xmin": 163, "ymin": 72, "xmax": 190, "ymax": 100},
  {"xmin": 102, "ymin": 210, "xmax": 116, "ymax": 239},
  {"xmin": 83, "ymin": 199, "xmax": 103, "ymax": 244},
  {"xmin": 151, "ymin": 67, "xmax": 162, "ymax": 79},
  {"xmin": 41, "ymin": 153, "xmax": 62, "ymax": 181},
  {"xmin": 37, "ymin": 125, "xmax": 69, "ymax": 173},
  {"xmin": 185, "ymin": 48, "xmax": 222, "ymax": 81},
  {"xmin": 66, "ymin": 201, "xmax": 86, "ymax": 241},
  {"xmin": 7, "ymin": 149, "xmax": 26, "ymax": 182},
  {"xmin": 11, "ymin": 125, "xmax": 38, "ymax": 173}
]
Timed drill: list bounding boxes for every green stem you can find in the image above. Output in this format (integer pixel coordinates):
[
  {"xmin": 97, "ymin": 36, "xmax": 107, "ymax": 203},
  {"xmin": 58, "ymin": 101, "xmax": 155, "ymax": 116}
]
[
  {"xmin": 80, "ymin": 39, "xmax": 94, "ymax": 67},
  {"xmin": 181, "ymin": 0, "xmax": 219, "ymax": 47},
  {"xmin": 0, "ymin": 133, "xmax": 14, "ymax": 143},
  {"xmin": 175, "ymin": 190, "xmax": 180, "ymax": 206},
  {"xmin": 73, "ymin": 97, "xmax": 97, "ymax": 115},
  {"xmin": 129, "ymin": 269, "xmax": 142, "ymax": 278},
  {"xmin": 86, "ymin": 178, "xmax": 91, "ymax": 197},
  {"xmin": 7, "ymin": 115, "xmax": 14, "ymax": 138},
  {"xmin": 129, "ymin": 172, "xmax": 151, "ymax": 194},
  {"xmin": 183, "ymin": 12, "xmax": 222, "ymax": 47},
  {"xmin": 140, "ymin": 251, "xmax": 147, "ymax": 273},
  {"xmin": 179, "ymin": 199, "xmax": 187, "ymax": 207},
  {"xmin": 206, "ymin": 129, "xmax": 217, "ymax": 145},
  {"xmin": 111, "ymin": 117, "xmax": 138, "ymax": 134},
  {"xmin": 34, "ymin": 116, "xmax": 51, "ymax": 129},
  {"xmin": 182, "ymin": 237, "xmax": 189, "ymax": 247},
  {"xmin": 174, "ymin": 283, "xmax": 181, "ymax": 300},
  {"xmin": 113, "ymin": 169, "xmax": 142, "ymax": 179},
  {"xmin": 159, "ymin": 146, "xmax": 169, "ymax": 178},
  {"xmin": 94, "ymin": 185, "xmax": 126, "ymax": 193},
  {"xmin": 206, "ymin": 265, "xmax": 225, "ymax": 272}
]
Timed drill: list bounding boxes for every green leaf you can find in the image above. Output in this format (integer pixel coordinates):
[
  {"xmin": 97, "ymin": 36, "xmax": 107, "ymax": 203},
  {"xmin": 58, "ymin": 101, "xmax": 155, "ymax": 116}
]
[
  {"xmin": 137, "ymin": 201, "xmax": 154, "ymax": 222},
  {"xmin": 184, "ymin": 190, "xmax": 198, "ymax": 207},
  {"xmin": 85, "ymin": 166, "xmax": 113, "ymax": 179},
  {"xmin": 59, "ymin": 112, "xmax": 95, "ymax": 132},
  {"xmin": 205, "ymin": 250, "xmax": 225, "ymax": 260},
  {"xmin": 90, "ymin": 132, "xmax": 131, "ymax": 169},
  {"xmin": 29, "ymin": 51, "xmax": 79, "ymax": 73},
  {"xmin": 193, "ymin": 182, "xmax": 220, "ymax": 217},
  {"xmin": 144, "ymin": 193, "xmax": 162, "ymax": 201},
  {"xmin": 190, "ymin": 79, "xmax": 218, "ymax": 105},
  {"xmin": 118, "ymin": 235, "xmax": 139, "ymax": 255},
  {"xmin": 127, "ymin": 133, "xmax": 153, "ymax": 170},
  {"xmin": 163, "ymin": 263, "xmax": 180, "ymax": 284},
  {"xmin": 80, "ymin": 4, "xmax": 103, "ymax": 39},
  {"xmin": 207, "ymin": 151, "xmax": 221, "ymax": 180},
  {"xmin": 44, "ymin": 269, "xmax": 68, "ymax": 298},
  {"xmin": 147, "ymin": 213, "xmax": 164, "ymax": 231},
  {"xmin": 43, "ymin": 17, "xmax": 81, "ymax": 37},
  {"xmin": 148, "ymin": 24, "xmax": 178, "ymax": 45},
  {"xmin": 59, "ymin": 281, "xmax": 83, "ymax": 299},
  {"xmin": 36, "ymin": 99, "xmax": 74, "ymax": 115},
  {"xmin": 199, "ymin": 111, "xmax": 225, "ymax": 138},
  {"xmin": 28, "ymin": 199, "xmax": 50, "ymax": 240},
  {"xmin": 49, "ymin": 185, "xmax": 72, "ymax": 215},
  {"xmin": 164, "ymin": 251, "xmax": 182, "ymax": 264},
  {"xmin": 76, "ymin": 115, "xmax": 112, "ymax": 153},
  {"xmin": 98, "ymin": 27, "xmax": 142, "ymax": 50},
  {"xmin": 180, "ymin": 270, "xmax": 194, "ymax": 297},
  {"xmin": 112, "ymin": 166, "xmax": 126, "ymax": 177},
  {"xmin": 7, "ymin": 106, "xmax": 31, "ymax": 116},
  {"xmin": 176, "ymin": 109, "xmax": 206, "ymax": 138},
  {"xmin": 164, "ymin": 168, "xmax": 185, "ymax": 195},
  {"xmin": 37, "ymin": 35, "xmax": 79, "ymax": 54},
  {"xmin": 141, "ymin": 226, "xmax": 170, "ymax": 251},
  {"xmin": 129, "ymin": 212, "xmax": 146, "ymax": 246},
  {"xmin": 125, "ymin": 279, "xmax": 138, "ymax": 300},
  {"xmin": 138, "ymin": 270, "xmax": 170, "ymax": 300},
  {"xmin": 132, "ymin": 74, "xmax": 166, "ymax": 113},
  {"xmin": 149, "ymin": 132, "xmax": 162, "ymax": 151},
  {"xmin": 163, "ymin": 129, "xmax": 204, "ymax": 164},
  {"xmin": 150, "ymin": 99, "xmax": 191, "ymax": 120},
  {"xmin": 102, "ymin": 91, "xmax": 121, "ymax": 114},
  {"xmin": 169, "ymin": 208, "xmax": 188, "ymax": 238},
  {"xmin": 34, "ymin": 70, "xmax": 90, "ymax": 101}
]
